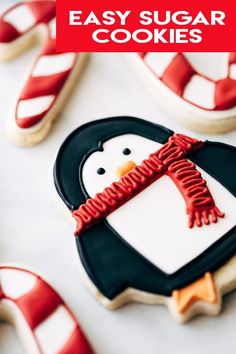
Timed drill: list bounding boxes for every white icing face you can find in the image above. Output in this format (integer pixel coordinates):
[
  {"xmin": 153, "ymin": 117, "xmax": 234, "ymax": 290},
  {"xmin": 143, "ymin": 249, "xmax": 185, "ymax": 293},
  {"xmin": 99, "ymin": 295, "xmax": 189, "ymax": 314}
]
[
  {"xmin": 82, "ymin": 133, "xmax": 236, "ymax": 275},
  {"xmin": 82, "ymin": 134, "xmax": 162, "ymax": 197}
]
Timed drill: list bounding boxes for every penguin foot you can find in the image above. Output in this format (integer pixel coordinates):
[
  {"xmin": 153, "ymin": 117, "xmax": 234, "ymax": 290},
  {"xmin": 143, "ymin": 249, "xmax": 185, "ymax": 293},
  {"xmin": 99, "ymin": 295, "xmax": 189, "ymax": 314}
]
[{"xmin": 172, "ymin": 272, "xmax": 218, "ymax": 314}]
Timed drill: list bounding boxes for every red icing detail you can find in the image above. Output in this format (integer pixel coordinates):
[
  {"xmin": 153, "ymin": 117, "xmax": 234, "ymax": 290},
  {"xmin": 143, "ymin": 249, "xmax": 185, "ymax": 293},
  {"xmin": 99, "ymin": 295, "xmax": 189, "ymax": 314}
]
[
  {"xmin": 73, "ymin": 133, "xmax": 223, "ymax": 236},
  {"xmin": 0, "ymin": 19, "xmax": 20, "ymax": 43},
  {"xmin": 27, "ymin": 1, "xmax": 56, "ymax": 24},
  {"xmin": 20, "ymin": 72, "xmax": 70, "ymax": 100},
  {"xmin": 58, "ymin": 327, "xmax": 94, "ymax": 354},
  {"xmin": 16, "ymin": 278, "xmax": 62, "ymax": 329},
  {"xmin": 161, "ymin": 53, "xmax": 195, "ymax": 96},
  {"xmin": 138, "ymin": 52, "xmax": 146, "ymax": 59},
  {"xmin": 167, "ymin": 159, "xmax": 224, "ymax": 228},
  {"xmin": 229, "ymin": 52, "xmax": 236, "ymax": 64},
  {"xmin": 0, "ymin": 287, "xmax": 4, "ymax": 300},
  {"xmin": 41, "ymin": 38, "xmax": 56, "ymax": 55},
  {"xmin": 0, "ymin": 1, "xmax": 55, "ymax": 44},
  {"xmin": 16, "ymin": 68, "xmax": 73, "ymax": 128},
  {"xmin": 215, "ymin": 78, "xmax": 236, "ymax": 110},
  {"xmin": 168, "ymin": 133, "xmax": 203, "ymax": 152}
]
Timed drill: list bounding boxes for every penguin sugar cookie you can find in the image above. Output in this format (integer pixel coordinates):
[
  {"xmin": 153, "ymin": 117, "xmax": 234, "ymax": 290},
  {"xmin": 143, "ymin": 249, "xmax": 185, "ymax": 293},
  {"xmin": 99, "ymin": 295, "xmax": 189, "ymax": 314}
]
[
  {"xmin": 0, "ymin": 264, "xmax": 94, "ymax": 354},
  {"xmin": 127, "ymin": 53, "xmax": 236, "ymax": 133},
  {"xmin": 0, "ymin": 0, "xmax": 87, "ymax": 147},
  {"xmin": 53, "ymin": 117, "xmax": 236, "ymax": 323}
]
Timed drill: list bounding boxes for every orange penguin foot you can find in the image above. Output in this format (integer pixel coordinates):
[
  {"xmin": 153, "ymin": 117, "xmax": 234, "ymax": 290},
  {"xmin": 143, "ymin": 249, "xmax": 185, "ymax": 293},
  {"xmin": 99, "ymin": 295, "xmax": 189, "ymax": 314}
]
[{"xmin": 172, "ymin": 272, "xmax": 218, "ymax": 314}]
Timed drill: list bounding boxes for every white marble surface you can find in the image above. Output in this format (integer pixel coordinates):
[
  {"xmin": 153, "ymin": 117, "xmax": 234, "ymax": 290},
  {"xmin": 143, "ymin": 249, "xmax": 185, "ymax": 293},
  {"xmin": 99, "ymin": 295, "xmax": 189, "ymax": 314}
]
[{"xmin": 1, "ymin": 1, "xmax": 236, "ymax": 353}]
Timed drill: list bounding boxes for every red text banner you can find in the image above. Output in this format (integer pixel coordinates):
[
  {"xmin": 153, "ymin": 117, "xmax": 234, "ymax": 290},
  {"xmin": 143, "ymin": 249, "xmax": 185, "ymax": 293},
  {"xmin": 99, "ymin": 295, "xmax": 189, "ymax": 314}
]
[{"xmin": 57, "ymin": 0, "xmax": 236, "ymax": 52}]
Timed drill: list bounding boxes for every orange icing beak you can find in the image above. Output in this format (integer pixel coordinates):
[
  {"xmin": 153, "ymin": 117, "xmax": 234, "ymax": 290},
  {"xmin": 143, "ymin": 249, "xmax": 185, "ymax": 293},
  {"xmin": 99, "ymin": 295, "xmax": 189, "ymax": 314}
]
[{"xmin": 116, "ymin": 160, "xmax": 136, "ymax": 177}]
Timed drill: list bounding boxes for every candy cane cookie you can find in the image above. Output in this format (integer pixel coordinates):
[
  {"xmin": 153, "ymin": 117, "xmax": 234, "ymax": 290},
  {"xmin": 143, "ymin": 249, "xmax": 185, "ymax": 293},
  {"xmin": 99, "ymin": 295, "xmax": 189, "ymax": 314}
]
[
  {"xmin": 0, "ymin": 264, "xmax": 95, "ymax": 354},
  {"xmin": 0, "ymin": 1, "xmax": 87, "ymax": 146},
  {"xmin": 127, "ymin": 53, "xmax": 236, "ymax": 133}
]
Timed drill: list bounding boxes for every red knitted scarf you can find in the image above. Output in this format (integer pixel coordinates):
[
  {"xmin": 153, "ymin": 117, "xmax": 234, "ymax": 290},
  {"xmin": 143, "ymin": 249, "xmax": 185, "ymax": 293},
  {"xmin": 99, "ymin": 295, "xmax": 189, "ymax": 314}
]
[{"xmin": 73, "ymin": 133, "xmax": 224, "ymax": 236}]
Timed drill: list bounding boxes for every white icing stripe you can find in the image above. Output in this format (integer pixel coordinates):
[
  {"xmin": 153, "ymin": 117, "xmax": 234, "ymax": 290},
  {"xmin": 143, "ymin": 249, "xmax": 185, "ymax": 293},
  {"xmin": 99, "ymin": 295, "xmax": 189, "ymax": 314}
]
[
  {"xmin": 17, "ymin": 96, "xmax": 55, "ymax": 119},
  {"xmin": 183, "ymin": 52, "xmax": 229, "ymax": 81},
  {"xmin": 183, "ymin": 75, "xmax": 215, "ymax": 109},
  {"xmin": 32, "ymin": 53, "xmax": 76, "ymax": 77},
  {"xmin": 4, "ymin": 5, "xmax": 36, "ymax": 33},
  {"xmin": 144, "ymin": 52, "xmax": 177, "ymax": 77},
  {"xmin": 230, "ymin": 64, "xmax": 236, "ymax": 80},
  {"xmin": 35, "ymin": 306, "xmax": 76, "ymax": 354},
  {"xmin": 0, "ymin": 269, "xmax": 37, "ymax": 299},
  {"xmin": 48, "ymin": 18, "xmax": 56, "ymax": 39}
]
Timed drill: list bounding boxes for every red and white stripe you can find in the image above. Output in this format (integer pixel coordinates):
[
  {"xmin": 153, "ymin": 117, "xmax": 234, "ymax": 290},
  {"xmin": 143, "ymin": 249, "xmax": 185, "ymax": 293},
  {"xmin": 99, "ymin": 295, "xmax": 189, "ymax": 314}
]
[
  {"xmin": 0, "ymin": 265, "xmax": 94, "ymax": 354},
  {"xmin": 140, "ymin": 52, "xmax": 236, "ymax": 111},
  {"xmin": 0, "ymin": 1, "xmax": 79, "ymax": 129}
]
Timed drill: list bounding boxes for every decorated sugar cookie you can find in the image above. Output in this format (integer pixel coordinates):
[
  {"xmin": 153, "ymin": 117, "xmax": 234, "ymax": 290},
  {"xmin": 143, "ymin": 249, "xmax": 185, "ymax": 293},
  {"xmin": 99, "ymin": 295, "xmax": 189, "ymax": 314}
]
[
  {"xmin": 53, "ymin": 117, "xmax": 236, "ymax": 323},
  {"xmin": 0, "ymin": 1, "xmax": 87, "ymax": 146},
  {"xmin": 0, "ymin": 264, "xmax": 94, "ymax": 354},
  {"xmin": 128, "ymin": 53, "xmax": 236, "ymax": 133}
]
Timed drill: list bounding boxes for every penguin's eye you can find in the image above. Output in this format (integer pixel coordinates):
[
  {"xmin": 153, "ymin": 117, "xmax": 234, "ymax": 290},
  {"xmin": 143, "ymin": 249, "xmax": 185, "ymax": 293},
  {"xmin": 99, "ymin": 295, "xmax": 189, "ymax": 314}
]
[
  {"xmin": 97, "ymin": 167, "xmax": 105, "ymax": 175},
  {"xmin": 122, "ymin": 148, "xmax": 131, "ymax": 155}
]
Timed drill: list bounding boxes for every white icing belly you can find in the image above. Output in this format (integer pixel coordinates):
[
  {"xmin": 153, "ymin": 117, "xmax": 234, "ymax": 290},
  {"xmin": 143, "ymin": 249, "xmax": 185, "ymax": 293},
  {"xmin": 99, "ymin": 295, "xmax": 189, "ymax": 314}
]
[{"xmin": 107, "ymin": 168, "xmax": 236, "ymax": 274}]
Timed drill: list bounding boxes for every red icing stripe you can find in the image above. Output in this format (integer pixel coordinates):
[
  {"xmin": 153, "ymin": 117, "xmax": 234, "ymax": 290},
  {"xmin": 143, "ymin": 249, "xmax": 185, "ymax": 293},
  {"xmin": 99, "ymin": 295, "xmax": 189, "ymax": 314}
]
[
  {"xmin": 0, "ymin": 286, "xmax": 4, "ymax": 300},
  {"xmin": 16, "ymin": 278, "xmax": 62, "ymax": 329},
  {"xmin": 41, "ymin": 38, "xmax": 56, "ymax": 55},
  {"xmin": 16, "ymin": 69, "xmax": 71, "ymax": 128},
  {"xmin": 161, "ymin": 53, "xmax": 195, "ymax": 96},
  {"xmin": 0, "ymin": 1, "xmax": 56, "ymax": 44},
  {"xmin": 20, "ymin": 71, "xmax": 71, "ymax": 99},
  {"xmin": 229, "ymin": 52, "xmax": 236, "ymax": 64},
  {"xmin": 27, "ymin": 1, "xmax": 56, "ymax": 24},
  {"xmin": 138, "ymin": 52, "xmax": 146, "ymax": 58},
  {"xmin": 58, "ymin": 327, "xmax": 94, "ymax": 354},
  {"xmin": 215, "ymin": 78, "xmax": 236, "ymax": 110},
  {"xmin": 0, "ymin": 18, "xmax": 20, "ymax": 42}
]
